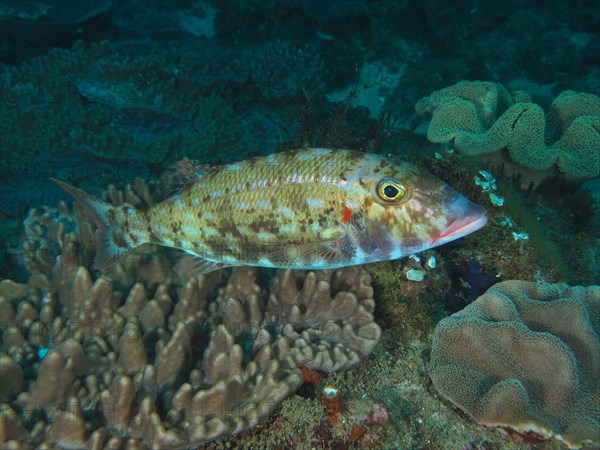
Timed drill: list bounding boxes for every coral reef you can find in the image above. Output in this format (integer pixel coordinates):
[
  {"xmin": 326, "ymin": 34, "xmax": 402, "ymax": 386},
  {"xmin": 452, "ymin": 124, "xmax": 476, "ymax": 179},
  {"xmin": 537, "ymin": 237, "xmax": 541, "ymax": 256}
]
[
  {"xmin": 446, "ymin": 258, "xmax": 499, "ymax": 313},
  {"xmin": 111, "ymin": 0, "xmax": 217, "ymax": 39},
  {"xmin": 1, "ymin": 1, "xmax": 599, "ymax": 447},
  {"xmin": 0, "ymin": 183, "xmax": 381, "ymax": 448},
  {"xmin": 365, "ymin": 247, "xmax": 454, "ymax": 342},
  {"xmin": 0, "ymin": 0, "xmax": 113, "ymax": 24},
  {"xmin": 326, "ymin": 61, "xmax": 405, "ymax": 119},
  {"xmin": 226, "ymin": 327, "xmax": 539, "ymax": 449},
  {"xmin": 0, "ymin": 38, "xmax": 282, "ymax": 170},
  {"xmin": 429, "ymin": 280, "xmax": 600, "ymax": 449},
  {"xmin": 1, "ymin": 150, "xmax": 585, "ymax": 450},
  {"xmin": 415, "ymin": 81, "xmax": 600, "ymax": 177},
  {"xmin": 229, "ymin": 39, "xmax": 326, "ymax": 101},
  {"xmin": 317, "ymin": 383, "xmax": 389, "ymax": 447},
  {"xmin": 268, "ymin": 268, "xmax": 381, "ymax": 371}
]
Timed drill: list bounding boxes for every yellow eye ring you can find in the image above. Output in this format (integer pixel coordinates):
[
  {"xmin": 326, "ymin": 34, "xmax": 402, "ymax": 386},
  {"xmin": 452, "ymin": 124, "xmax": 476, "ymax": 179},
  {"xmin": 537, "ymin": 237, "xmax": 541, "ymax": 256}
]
[{"xmin": 377, "ymin": 178, "xmax": 408, "ymax": 203}]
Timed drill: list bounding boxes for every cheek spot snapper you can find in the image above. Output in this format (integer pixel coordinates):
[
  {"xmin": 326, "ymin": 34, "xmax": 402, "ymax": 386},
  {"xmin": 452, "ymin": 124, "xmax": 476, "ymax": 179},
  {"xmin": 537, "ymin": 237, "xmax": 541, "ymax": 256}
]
[{"xmin": 52, "ymin": 148, "xmax": 487, "ymax": 275}]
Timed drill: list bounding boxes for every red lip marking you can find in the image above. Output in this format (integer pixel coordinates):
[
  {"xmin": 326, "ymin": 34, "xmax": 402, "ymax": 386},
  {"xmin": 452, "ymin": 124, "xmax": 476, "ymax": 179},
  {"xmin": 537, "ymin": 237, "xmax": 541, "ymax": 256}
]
[
  {"xmin": 434, "ymin": 221, "xmax": 470, "ymax": 242},
  {"xmin": 432, "ymin": 214, "xmax": 488, "ymax": 245}
]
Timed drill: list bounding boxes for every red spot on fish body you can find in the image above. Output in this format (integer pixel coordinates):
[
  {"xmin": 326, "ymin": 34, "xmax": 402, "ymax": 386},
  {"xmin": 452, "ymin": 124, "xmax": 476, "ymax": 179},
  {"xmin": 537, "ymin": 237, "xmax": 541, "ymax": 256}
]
[{"xmin": 342, "ymin": 205, "xmax": 352, "ymax": 223}]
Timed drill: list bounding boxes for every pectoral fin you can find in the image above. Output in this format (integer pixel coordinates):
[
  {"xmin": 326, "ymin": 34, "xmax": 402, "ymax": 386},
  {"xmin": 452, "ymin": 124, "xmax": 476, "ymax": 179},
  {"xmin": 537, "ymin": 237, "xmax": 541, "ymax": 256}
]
[{"xmin": 265, "ymin": 229, "xmax": 356, "ymax": 267}]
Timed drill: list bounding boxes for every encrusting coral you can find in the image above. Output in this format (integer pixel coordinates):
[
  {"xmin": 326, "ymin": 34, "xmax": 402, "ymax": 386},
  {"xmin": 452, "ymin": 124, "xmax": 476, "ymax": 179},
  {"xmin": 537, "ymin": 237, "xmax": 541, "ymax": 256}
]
[
  {"xmin": 415, "ymin": 81, "xmax": 600, "ymax": 177},
  {"xmin": 0, "ymin": 180, "xmax": 381, "ymax": 449},
  {"xmin": 0, "ymin": 39, "xmax": 279, "ymax": 170},
  {"xmin": 229, "ymin": 39, "xmax": 325, "ymax": 102},
  {"xmin": 429, "ymin": 280, "xmax": 600, "ymax": 449}
]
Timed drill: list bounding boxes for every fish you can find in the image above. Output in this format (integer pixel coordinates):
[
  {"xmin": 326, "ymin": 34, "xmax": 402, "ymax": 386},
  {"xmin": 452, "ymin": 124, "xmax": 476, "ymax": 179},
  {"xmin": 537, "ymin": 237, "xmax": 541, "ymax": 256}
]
[{"xmin": 52, "ymin": 148, "xmax": 487, "ymax": 275}]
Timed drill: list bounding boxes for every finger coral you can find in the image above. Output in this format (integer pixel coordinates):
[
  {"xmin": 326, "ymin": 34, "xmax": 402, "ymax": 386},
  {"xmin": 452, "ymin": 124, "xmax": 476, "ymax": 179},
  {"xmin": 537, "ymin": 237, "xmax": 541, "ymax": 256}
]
[
  {"xmin": 415, "ymin": 81, "xmax": 600, "ymax": 177},
  {"xmin": 0, "ymin": 189, "xmax": 381, "ymax": 448},
  {"xmin": 268, "ymin": 267, "xmax": 381, "ymax": 371},
  {"xmin": 429, "ymin": 280, "xmax": 600, "ymax": 449}
]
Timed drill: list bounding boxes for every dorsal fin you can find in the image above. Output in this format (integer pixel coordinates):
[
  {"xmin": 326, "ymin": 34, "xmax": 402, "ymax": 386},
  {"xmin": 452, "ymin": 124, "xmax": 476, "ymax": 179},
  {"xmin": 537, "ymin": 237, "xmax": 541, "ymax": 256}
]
[{"xmin": 158, "ymin": 158, "xmax": 224, "ymax": 197}]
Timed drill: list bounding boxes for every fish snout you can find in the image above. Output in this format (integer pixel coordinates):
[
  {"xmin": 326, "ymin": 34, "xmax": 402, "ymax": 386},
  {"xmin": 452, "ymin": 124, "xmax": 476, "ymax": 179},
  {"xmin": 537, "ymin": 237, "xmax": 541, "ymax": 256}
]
[{"xmin": 432, "ymin": 196, "xmax": 487, "ymax": 246}]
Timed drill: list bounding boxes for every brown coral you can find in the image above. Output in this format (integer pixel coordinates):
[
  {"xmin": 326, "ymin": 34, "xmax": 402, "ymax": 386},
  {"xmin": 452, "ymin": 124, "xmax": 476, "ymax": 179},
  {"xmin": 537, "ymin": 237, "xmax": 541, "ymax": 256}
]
[
  {"xmin": 415, "ymin": 81, "xmax": 600, "ymax": 177},
  {"xmin": 0, "ymin": 196, "xmax": 381, "ymax": 448},
  {"xmin": 267, "ymin": 268, "xmax": 381, "ymax": 371},
  {"xmin": 429, "ymin": 280, "xmax": 600, "ymax": 449}
]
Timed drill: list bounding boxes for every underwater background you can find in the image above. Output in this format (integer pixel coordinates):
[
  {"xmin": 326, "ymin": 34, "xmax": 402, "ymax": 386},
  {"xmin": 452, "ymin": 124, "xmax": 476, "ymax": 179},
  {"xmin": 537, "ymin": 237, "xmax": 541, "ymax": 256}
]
[{"xmin": 0, "ymin": 1, "xmax": 598, "ymax": 449}]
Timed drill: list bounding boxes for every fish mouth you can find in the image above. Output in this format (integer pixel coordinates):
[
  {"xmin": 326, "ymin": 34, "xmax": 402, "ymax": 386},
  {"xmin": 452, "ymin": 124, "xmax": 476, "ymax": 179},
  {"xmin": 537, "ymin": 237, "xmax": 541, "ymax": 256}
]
[{"xmin": 431, "ymin": 201, "xmax": 487, "ymax": 246}]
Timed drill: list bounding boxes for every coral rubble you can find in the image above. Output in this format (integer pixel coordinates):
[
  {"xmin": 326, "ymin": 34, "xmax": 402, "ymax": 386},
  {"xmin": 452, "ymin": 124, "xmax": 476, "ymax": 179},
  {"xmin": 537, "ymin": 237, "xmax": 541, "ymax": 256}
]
[{"xmin": 429, "ymin": 280, "xmax": 600, "ymax": 449}]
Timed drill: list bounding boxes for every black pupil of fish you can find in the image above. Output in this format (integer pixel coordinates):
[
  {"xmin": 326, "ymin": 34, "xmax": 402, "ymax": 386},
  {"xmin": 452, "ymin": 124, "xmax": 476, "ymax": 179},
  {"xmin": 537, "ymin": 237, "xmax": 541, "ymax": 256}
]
[{"xmin": 384, "ymin": 184, "xmax": 400, "ymax": 198}]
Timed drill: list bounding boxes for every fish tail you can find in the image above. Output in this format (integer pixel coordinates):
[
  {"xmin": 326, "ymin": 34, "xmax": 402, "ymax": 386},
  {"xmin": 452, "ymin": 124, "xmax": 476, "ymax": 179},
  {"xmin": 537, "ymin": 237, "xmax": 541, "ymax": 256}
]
[{"xmin": 51, "ymin": 178, "xmax": 144, "ymax": 270}]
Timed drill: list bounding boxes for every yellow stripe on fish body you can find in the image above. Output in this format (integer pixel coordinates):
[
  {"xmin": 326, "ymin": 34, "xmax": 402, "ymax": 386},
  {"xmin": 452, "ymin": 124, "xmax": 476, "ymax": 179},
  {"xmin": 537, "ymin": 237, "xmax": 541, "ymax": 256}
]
[{"xmin": 53, "ymin": 148, "xmax": 487, "ymax": 274}]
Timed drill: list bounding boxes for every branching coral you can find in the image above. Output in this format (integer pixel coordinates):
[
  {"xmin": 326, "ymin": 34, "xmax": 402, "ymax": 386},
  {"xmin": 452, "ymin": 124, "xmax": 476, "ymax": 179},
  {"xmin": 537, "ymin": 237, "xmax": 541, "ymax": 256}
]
[
  {"xmin": 429, "ymin": 280, "xmax": 600, "ymax": 449},
  {"xmin": 415, "ymin": 81, "xmax": 600, "ymax": 177},
  {"xmin": 0, "ymin": 183, "xmax": 381, "ymax": 448}
]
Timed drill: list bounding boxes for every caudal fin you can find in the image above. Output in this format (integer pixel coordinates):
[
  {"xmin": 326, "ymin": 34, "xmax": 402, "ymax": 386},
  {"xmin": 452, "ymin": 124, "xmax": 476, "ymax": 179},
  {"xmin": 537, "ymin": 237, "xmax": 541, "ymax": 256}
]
[{"xmin": 51, "ymin": 178, "xmax": 136, "ymax": 270}]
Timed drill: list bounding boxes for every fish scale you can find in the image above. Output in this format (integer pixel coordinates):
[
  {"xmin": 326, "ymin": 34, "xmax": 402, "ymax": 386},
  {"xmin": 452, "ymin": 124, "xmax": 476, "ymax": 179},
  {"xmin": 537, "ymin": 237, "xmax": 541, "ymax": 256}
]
[
  {"xmin": 52, "ymin": 148, "xmax": 487, "ymax": 274},
  {"xmin": 149, "ymin": 149, "xmax": 355, "ymax": 265}
]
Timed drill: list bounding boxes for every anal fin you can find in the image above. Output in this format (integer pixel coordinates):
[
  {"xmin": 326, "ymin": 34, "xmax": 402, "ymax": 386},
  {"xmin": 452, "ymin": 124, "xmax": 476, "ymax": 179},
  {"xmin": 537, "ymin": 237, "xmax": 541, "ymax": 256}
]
[{"xmin": 175, "ymin": 251, "xmax": 235, "ymax": 279}]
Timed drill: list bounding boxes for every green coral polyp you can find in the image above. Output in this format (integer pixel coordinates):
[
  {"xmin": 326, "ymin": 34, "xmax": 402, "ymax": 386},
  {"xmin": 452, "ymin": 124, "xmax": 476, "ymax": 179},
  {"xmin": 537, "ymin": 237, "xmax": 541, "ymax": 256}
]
[{"xmin": 417, "ymin": 81, "xmax": 600, "ymax": 177}]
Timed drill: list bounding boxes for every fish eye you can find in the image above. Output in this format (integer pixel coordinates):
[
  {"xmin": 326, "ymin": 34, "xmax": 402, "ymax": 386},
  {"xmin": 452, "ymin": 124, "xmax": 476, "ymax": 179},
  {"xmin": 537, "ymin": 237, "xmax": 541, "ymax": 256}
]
[{"xmin": 377, "ymin": 178, "xmax": 408, "ymax": 203}]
